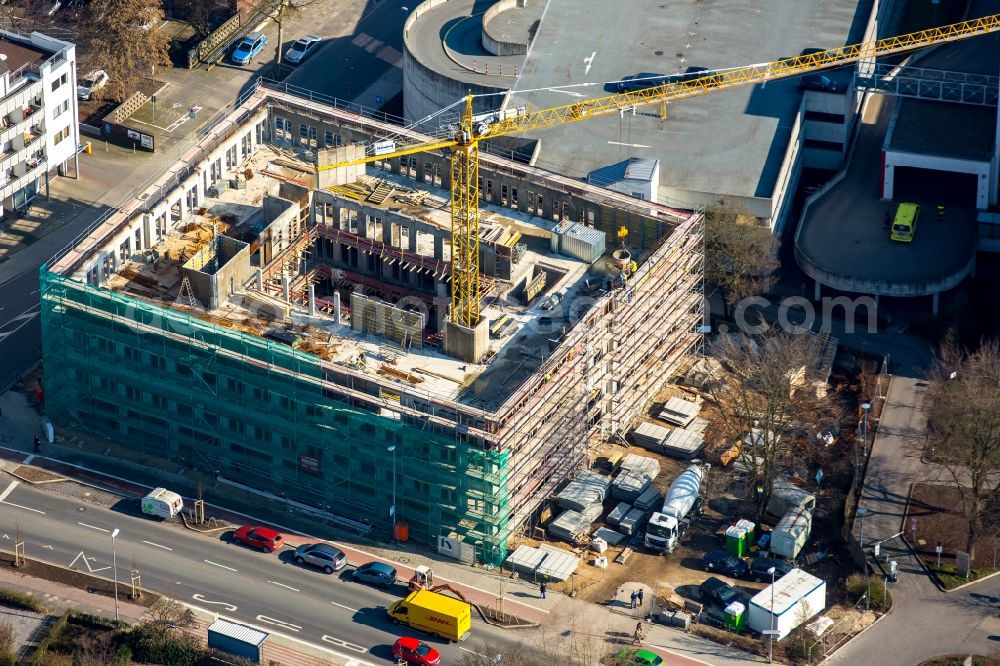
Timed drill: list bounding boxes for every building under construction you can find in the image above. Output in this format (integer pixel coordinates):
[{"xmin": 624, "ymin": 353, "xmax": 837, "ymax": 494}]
[{"xmin": 40, "ymin": 85, "xmax": 704, "ymax": 565}]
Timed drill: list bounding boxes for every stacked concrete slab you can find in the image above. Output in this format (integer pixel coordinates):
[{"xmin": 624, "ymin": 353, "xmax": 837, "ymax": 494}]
[
  {"xmin": 504, "ymin": 544, "xmax": 580, "ymax": 582},
  {"xmin": 549, "ymin": 504, "xmax": 602, "ymax": 543},
  {"xmin": 658, "ymin": 397, "xmax": 701, "ymax": 426},
  {"xmin": 555, "ymin": 470, "xmax": 611, "ymax": 512},
  {"xmin": 633, "ymin": 422, "xmax": 670, "ymax": 450},
  {"xmin": 611, "ymin": 454, "xmax": 660, "ymax": 501},
  {"xmin": 660, "ymin": 428, "xmax": 705, "ymax": 460}
]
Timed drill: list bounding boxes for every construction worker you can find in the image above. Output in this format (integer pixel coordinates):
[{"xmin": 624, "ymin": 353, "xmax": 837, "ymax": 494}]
[
  {"xmin": 937, "ymin": 205, "xmax": 945, "ymax": 223},
  {"xmin": 883, "ymin": 210, "xmax": 891, "ymax": 230},
  {"xmin": 32, "ymin": 435, "xmax": 40, "ymax": 453}
]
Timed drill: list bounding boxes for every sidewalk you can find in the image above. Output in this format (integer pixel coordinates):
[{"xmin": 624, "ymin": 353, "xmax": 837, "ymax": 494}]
[{"xmin": 0, "ymin": 390, "xmax": 762, "ymax": 665}]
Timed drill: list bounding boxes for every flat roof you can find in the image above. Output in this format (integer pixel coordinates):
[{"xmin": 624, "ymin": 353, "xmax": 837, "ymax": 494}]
[
  {"xmin": 886, "ymin": 99, "xmax": 997, "ymax": 161},
  {"xmin": 102, "ymin": 145, "xmax": 611, "ymax": 408},
  {"xmin": 504, "ymin": 0, "xmax": 865, "ymax": 204},
  {"xmin": 0, "ymin": 36, "xmax": 50, "ymax": 73},
  {"xmin": 750, "ymin": 568, "xmax": 825, "ymax": 616}
]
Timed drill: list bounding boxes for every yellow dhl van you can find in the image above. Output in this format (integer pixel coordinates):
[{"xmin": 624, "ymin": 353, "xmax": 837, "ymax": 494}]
[
  {"xmin": 890, "ymin": 203, "xmax": 919, "ymax": 243},
  {"xmin": 387, "ymin": 589, "xmax": 472, "ymax": 642}
]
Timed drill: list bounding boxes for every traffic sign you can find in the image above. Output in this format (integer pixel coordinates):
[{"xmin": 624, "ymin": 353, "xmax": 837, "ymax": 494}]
[{"xmin": 762, "ymin": 630, "xmax": 781, "ymax": 636}]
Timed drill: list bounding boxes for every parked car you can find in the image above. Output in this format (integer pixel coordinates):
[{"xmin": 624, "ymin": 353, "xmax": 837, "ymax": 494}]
[
  {"xmin": 539, "ymin": 293, "xmax": 560, "ymax": 311},
  {"xmin": 614, "ymin": 648, "xmax": 664, "ymax": 666},
  {"xmin": 749, "ymin": 556, "xmax": 794, "ymax": 582},
  {"xmin": 699, "ymin": 576, "xmax": 740, "ymax": 607},
  {"xmin": 284, "ymin": 34, "xmax": 321, "ymax": 64},
  {"xmin": 294, "ymin": 542, "xmax": 347, "ymax": 573},
  {"xmin": 77, "ymin": 70, "xmax": 109, "ymax": 100},
  {"xmin": 702, "ymin": 548, "xmax": 750, "ymax": 577},
  {"xmin": 392, "ymin": 637, "xmax": 441, "ymax": 666},
  {"xmin": 616, "ymin": 72, "xmax": 666, "ymax": 92},
  {"xmin": 352, "ymin": 561, "xmax": 397, "ymax": 587},
  {"xmin": 232, "ymin": 32, "xmax": 268, "ymax": 65},
  {"xmin": 799, "ymin": 73, "xmax": 839, "ymax": 93},
  {"xmin": 233, "ymin": 525, "xmax": 284, "ymax": 552}
]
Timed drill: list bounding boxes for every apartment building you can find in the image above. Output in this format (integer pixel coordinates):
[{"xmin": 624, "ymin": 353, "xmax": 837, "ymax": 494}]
[{"xmin": 0, "ymin": 31, "xmax": 78, "ymax": 216}]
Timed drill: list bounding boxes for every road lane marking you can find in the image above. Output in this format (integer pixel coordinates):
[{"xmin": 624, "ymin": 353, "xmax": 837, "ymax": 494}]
[
  {"xmin": 584, "ymin": 50, "xmax": 597, "ymax": 74},
  {"xmin": 1, "ymin": 501, "xmax": 44, "ymax": 515},
  {"xmin": 329, "ymin": 600, "xmax": 358, "ymax": 613},
  {"xmin": 191, "ymin": 594, "xmax": 237, "ymax": 611},
  {"xmin": 267, "ymin": 581, "xmax": 299, "ymax": 592},
  {"xmin": 42, "ymin": 545, "xmax": 52, "ymax": 550},
  {"xmin": 204, "ymin": 560, "xmax": 237, "ymax": 572},
  {"xmin": 142, "ymin": 540, "xmax": 172, "ymax": 551},
  {"xmin": 78, "ymin": 522, "xmax": 109, "ymax": 533},
  {"xmin": 459, "ymin": 647, "xmax": 488, "ymax": 658},
  {"xmin": 69, "ymin": 551, "xmax": 110, "ymax": 573},
  {"xmin": 0, "ymin": 481, "xmax": 18, "ymax": 502},
  {"xmin": 607, "ymin": 141, "xmax": 651, "ymax": 148},
  {"xmin": 321, "ymin": 635, "xmax": 366, "ymax": 653},
  {"xmin": 23, "ymin": 455, "xmax": 35, "ymax": 464},
  {"xmin": 255, "ymin": 615, "xmax": 302, "ymax": 632}
]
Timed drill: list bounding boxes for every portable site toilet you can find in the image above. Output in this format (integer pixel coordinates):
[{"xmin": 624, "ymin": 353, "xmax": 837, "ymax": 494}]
[
  {"xmin": 724, "ymin": 601, "xmax": 746, "ymax": 632},
  {"xmin": 725, "ymin": 525, "xmax": 747, "ymax": 557},
  {"xmin": 770, "ymin": 505, "xmax": 812, "ymax": 559},
  {"xmin": 736, "ymin": 518, "xmax": 756, "ymax": 541},
  {"xmin": 747, "ymin": 569, "xmax": 826, "ymax": 639}
]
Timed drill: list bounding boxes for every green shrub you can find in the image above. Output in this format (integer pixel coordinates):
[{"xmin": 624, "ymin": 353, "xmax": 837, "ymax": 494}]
[
  {"xmin": 30, "ymin": 611, "xmax": 70, "ymax": 665},
  {"xmin": 846, "ymin": 573, "xmax": 892, "ymax": 612},
  {"xmin": 0, "ymin": 588, "xmax": 46, "ymax": 613},
  {"xmin": 113, "ymin": 644, "xmax": 133, "ymax": 666},
  {"xmin": 0, "ymin": 652, "xmax": 15, "ymax": 666},
  {"xmin": 129, "ymin": 623, "xmax": 200, "ymax": 666},
  {"xmin": 928, "ymin": 563, "xmax": 997, "ymax": 590}
]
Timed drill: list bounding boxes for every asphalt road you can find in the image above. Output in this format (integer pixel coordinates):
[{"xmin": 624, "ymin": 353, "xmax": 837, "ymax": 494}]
[
  {"xmin": 284, "ymin": 0, "xmax": 410, "ymax": 102},
  {"xmin": 0, "ymin": 478, "xmax": 544, "ymax": 664},
  {"xmin": 0, "ymin": 270, "xmax": 41, "ymax": 391}
]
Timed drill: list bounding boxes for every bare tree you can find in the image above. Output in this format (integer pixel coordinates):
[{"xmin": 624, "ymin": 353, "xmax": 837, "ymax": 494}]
[
  {"xmin": 76, "ymin": 631, "xmax": 118, "ymax": 666},
  {"xmin": 80, "ymin": 0, "xmax": 171, "ymax": 102},
  {"xmin": 141, "ymin": 597, "xmax": 196, "ymax": 641},
  {"xmin": 167, "ymin": 0, "xmax": 228, "ymax": 36},
  {"xmin": 703, "ymin": 201, "xmax": 779, "ymax": 318},
  {"xmin": 927, "ymin": 339, "xmax": 1000, "ymax": 561},
  {"xmin": 708, "ymin": 331, "xmax": 836, "ymax": 523}
]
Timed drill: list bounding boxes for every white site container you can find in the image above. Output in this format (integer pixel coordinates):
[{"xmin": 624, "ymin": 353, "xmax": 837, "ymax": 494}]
[
  {"xmin": 770, "ymin": 505, "xmax": 813, "ymax": 559},
  {"xmin": 747, "ymin": 568, "xmax": 826, "ymax": 640},
  {"xmin": 141, "ymin": 487, "xmax": 184, "ymax": 519}
]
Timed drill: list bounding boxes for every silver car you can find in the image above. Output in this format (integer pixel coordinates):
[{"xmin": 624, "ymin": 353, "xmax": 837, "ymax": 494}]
[{"xmin": 294, "ymin": 542, "xmax": 347, "ymax": 573}]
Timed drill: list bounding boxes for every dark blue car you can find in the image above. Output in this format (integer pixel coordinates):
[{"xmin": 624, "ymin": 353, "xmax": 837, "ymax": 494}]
[
  {"xmin": 232, "ymin": 32, "xmax": 268, "ymax": 65},
  {"xmin": 702, "ymin": 548, "xmax": 750, "ymax": 578}
]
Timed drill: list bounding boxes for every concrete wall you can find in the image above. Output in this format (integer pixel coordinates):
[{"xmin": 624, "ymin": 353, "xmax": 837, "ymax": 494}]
[
  {"xmin": 482, "ymin": 0, "xmax": 530, "ymax": 56},
  {"xmin": 402, "ymin": 0, "xmax": 508, "ymax": 123}
]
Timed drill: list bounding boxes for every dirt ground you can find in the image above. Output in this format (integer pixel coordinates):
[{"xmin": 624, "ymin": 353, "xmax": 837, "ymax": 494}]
[
  {"xmin": 907, "ymin": 483, "xmax": 1000, "ymax": 571},
  {"xmin": 524, "ymin": 373, "xmax": 859, "ymax": 613}
]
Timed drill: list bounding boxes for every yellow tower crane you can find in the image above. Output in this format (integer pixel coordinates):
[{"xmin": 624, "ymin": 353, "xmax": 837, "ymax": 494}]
[{"xmin": 319, "ymin": 14, "xmax": 1000, "ymax": 330}]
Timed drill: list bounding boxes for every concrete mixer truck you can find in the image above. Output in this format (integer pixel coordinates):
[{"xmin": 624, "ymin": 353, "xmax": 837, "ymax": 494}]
[{"xmin": 644, "ymin": 463, "xmax": 707, "ymax": 553}]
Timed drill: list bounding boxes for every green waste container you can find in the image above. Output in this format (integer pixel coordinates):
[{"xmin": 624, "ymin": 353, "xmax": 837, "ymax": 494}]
[{"xmin": 724, "ymin": 601, "xmax": 745, "ymax": 632}]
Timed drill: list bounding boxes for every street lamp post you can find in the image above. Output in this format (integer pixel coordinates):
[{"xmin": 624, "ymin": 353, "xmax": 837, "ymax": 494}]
[
  {"xmin": 858, "ymin": 508, "xmax": 872, "ymax": 611},
  {"xmin": 387, "ymin": 445, "xmax": 397, "ymax": 543},
  {"xmin": 861, "ymin": 402, "xmax": 871, "ymax": 457},
  {"xmin": 767, "ymin": 566, "xmax": 776, "ymax": 664},
  {"xmin": 110, "ymin": 528, "xmax": 120, "ymax": 622}
]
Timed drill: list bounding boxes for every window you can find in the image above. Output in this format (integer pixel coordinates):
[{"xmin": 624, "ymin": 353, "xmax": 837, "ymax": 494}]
[
  {"xmin": 54, "ymin": 126, "xmax": 71, "ymax": 144},
  {"xmin": 53, "ymin": 100, "xmax": 69, "ymax": 119},
  {"xmin": 51, "ymin": 73, "xmax": 67, "ymax": 91},
  {"xmin": 324, "ymin": 130, "xmax": 334, "ymax": 145},
  {"xmin": 274, "ymin": 116, "xmax": 287, "ymax": 139}
]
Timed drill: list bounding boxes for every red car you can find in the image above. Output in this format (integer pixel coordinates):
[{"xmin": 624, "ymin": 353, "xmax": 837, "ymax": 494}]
[
  {"xmin": 392, "ymin": 637, "xmax": 441, "ymax": 665},
  {"xmin": 233, "ymin": 525, "xmax": 284, "ymax": 553}
]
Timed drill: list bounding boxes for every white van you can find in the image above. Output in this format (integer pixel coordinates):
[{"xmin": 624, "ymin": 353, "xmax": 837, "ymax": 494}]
[{"xmin": 141, "ymin": 488, "xmax": 183, "ymax": 520}]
